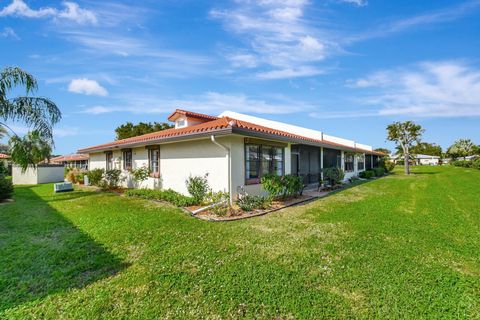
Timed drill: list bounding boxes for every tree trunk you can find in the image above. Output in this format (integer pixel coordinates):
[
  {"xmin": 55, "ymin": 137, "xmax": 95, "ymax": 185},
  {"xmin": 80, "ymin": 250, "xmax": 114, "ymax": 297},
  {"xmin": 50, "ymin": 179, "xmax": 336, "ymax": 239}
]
[{"xmin": 404, "ymin": 151, "xmax": 410, "ymax": 175}]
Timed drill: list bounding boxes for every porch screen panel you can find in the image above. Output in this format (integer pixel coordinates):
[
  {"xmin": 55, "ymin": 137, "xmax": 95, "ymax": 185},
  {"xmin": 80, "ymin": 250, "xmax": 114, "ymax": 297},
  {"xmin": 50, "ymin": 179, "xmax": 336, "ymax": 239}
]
[
  {"xmin": 357, "ymin": 154, "xmax": 365, "ymax": 171},
  {"xmin": 365, "ymin": 154, "xmax": 372, "ymax": 170},
  {"xmin": 323, "ymin": 148, "xmax": 341, "ymax": 168}
]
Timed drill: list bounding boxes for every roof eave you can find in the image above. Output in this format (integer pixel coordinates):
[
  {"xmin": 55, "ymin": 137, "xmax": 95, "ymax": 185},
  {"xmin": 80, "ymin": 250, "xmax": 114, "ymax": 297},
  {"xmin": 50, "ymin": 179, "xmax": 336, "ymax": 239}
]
[{"xmin": 78, "ymin": 128, "xmax": 233, "ymax": 153}]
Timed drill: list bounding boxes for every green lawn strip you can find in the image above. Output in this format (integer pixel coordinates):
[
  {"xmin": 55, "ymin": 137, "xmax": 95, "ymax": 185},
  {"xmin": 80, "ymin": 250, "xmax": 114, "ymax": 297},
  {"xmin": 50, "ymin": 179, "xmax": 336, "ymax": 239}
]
[{"xmin": 1, "ymin": 166, "xmax": 479, "ymax": 319}]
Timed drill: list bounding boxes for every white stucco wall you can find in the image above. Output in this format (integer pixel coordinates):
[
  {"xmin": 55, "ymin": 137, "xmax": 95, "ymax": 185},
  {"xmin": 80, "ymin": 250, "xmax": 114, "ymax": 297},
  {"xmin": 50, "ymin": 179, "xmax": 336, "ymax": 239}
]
[{"xmin": 12, "ymin": 165, "xmax": 64, "ymax": 185}]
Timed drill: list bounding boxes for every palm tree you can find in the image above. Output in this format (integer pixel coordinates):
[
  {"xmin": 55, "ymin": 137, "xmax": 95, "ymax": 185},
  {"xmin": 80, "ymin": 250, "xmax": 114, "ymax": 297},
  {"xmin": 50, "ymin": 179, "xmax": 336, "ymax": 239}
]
[{"xmin": 0, "ymin": 67, "xmax": 61, "ymax": 169}]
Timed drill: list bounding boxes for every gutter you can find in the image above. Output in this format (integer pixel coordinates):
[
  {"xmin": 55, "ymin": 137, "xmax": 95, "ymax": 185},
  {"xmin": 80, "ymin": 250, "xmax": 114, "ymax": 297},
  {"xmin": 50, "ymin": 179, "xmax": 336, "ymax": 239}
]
[{"xmin": 210, "ymin": 135, "xmax": 233, "ymax": 206}]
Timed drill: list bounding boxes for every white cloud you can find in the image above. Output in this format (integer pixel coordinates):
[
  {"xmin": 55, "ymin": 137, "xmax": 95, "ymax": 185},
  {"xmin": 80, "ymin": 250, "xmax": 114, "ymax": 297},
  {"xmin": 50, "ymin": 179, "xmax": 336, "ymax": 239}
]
[
  {"xmin": 57, "ymin": 2, "xmax": 97, "ymax": 25},
  {"xmin": 350, "ymin": 61, "xmax": 480, "ymax": 118},
  {"xmin": 0, "ymin": 27, "xmax": 19, "ymax": 39},
  {"xmin": 81, "ymin": 92, "xmax": 313, "ymax": 115},
  {"xmin": 68, "ymin": 78, "xmax": 108, "ymax": 96},
  {"xmin": 337, "ymin": 0, "xmax": 367, "ymax": 6},
  {"xmin": 210, "ymin": 1, "xmax": 331, "ymax": 79},
  {"xmin": 0, "ymin": 0, "xmax": 97, "ymax": 25}
]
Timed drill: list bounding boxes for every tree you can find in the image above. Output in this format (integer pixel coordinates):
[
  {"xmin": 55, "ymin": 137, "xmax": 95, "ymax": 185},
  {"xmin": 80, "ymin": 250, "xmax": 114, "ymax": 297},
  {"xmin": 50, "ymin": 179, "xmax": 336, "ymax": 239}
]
[
  {"xmin": 387, "ymin": 121, "xmax": 424, "ymax": 175},
  {"xmin": 9, "ymin": 131, "xmax": 52, "ymax": 166},
  {"xmin": 410, "ymin": 142, "xmax": 442, "ymax": 157},
  {"xmin": 447, "ymin": 139, "xmax": 476, "ymax": 160},
  {"xmin": 374, "ymin": 148, "xmax": 391, "ymax": 155},
  {"xmin": 115, "ymin": 121, "xmax": 173, "ymax": 140},
  {"xmin": 1, "ymin": 67, "xmax": 61, "ymax": 170}
]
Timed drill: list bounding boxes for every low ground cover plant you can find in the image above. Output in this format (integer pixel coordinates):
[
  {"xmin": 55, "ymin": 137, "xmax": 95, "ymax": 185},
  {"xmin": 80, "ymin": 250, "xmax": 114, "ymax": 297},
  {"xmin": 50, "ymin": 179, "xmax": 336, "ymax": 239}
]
[
  {"xmin": 125, "ymin": 188, "xmax": 196, "ymax": 207},
  {"xmin": 0, "ymin": 174, "xmax": 13, "ymax": 200},
  {"xmin": 236, "ymin": 194, "xmax": 271, "ymax": 212}
]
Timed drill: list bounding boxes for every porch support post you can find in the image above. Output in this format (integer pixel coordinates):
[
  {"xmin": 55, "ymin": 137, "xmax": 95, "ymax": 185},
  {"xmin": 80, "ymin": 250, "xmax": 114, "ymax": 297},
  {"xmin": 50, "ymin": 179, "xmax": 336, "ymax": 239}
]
[
  {"xmin": 341, "ymin": 151, "xmax": 345, "ymax": 171},
  {"xmin": 320, "ymin": 147, "xmax": 324, "ymax": 180}
]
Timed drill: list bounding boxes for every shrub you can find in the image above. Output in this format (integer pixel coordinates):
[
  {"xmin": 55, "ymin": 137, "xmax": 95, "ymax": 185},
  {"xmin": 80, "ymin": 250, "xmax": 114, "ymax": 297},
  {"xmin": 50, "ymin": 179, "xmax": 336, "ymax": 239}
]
[
  {"xmin": 323, "ymin": 167, "xmax": 345, "ymax": 186},
  {"xmin": 87, "ymin": 168, "xmax": 104, "ymax": 186},
  {"xmin": 236, "ymin": 194, "xmax": 270, "ymax": 212},
  {"xmin": 260, "ymin": 174, "xmax": 283, "ymax": 198},
  {"xmin": 261, "ymin": 174, "xmax": 303, "ymax": 199},
  {"xmin": 103, "ymin": 169, "xmax": 124, "ymax": 189},
  {"xmin": 0, "ymin": 175, "xmax": 13, "ymax": 200},
  {"xmin": 130, "ymin": 166, "xmax": 150, "ymax": 186},
  {"xmin": 473, "ymin": 159, "xmax": 480, "ymax": 169},
  {"xmin": 283, "ymin": 175, "xmax": 304, "ymax": 197},
  {"xmin": 0, "ymin": 161, "xmax": 9, "ymax": 175},
  {"xmin": 384, "ymin": 160, "xmax": 396, "ymax": 172},
  {"xmin": 186, "ymin": 174, "xmax": 210, "ymax": 203},
  {"xmin": 373, "ymin": 167, "xmax": 386, "ymax": 177},
  {"xmin": 125, "ymin": 188, "xmax": 196, "ymax": 207},
  {"xmin": 359, "ymin": 170, "xmax": 374, "ymax": 179}
]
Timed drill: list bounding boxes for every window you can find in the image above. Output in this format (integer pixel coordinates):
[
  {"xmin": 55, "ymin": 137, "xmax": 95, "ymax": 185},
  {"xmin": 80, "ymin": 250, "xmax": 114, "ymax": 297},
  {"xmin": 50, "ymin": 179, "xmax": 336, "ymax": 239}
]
[
  {"xmin": 106, "ymin": 151, "xmax": 113, "ymax": 170},
  {"xmin": 245, "ymin": 143, "xmax": 284, "ymax": 183},
  {"xmin": 123, "ymin": 149, "xmax": 132, "ymax": 170},
  {"xmin": 148, "ymin": 148, "xmax": 160, "ymax": 177},
  {"xmin": 344, "ymin": 153, "xmax": 354, "ymax": 172},
  {"xmin": 357, "ymin": 154, "xmax": 365, "ymax": 171}
]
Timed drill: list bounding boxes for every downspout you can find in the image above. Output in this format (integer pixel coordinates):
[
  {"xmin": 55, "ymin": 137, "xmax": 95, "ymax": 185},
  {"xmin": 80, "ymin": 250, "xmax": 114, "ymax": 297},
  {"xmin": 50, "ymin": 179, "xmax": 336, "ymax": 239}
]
[{"xmin": 210, "ymin": 135, "xmax": 233, "ymax": 205}]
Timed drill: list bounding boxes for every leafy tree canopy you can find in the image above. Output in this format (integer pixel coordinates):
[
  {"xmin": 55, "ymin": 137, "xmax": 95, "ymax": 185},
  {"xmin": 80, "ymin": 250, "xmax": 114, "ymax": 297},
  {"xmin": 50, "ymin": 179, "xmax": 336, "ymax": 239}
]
[
  {"xmin": 374, "ymin": 148, "xmax": 391, "ymax": 155},
  {"xmin": 386, "ymin": 121, "xmax": 424, "ymax": 174},
  {"xmin": 1, "ymin": 66, "xmax": 61, "ymax": 170},
  {"xmin": 115, "ymin": 122, "xmax": 174, "ymax": 140},
  {"xmin": 410, "ymin": 142, "xmax": 442, "ymax": 157},
  {"xmin": 9, "ymin": 131, "xmax": 52, "ymax": 170},
  {"xmin": 447, "ymin": 139, "xmax": 477, "ymax": 160}
]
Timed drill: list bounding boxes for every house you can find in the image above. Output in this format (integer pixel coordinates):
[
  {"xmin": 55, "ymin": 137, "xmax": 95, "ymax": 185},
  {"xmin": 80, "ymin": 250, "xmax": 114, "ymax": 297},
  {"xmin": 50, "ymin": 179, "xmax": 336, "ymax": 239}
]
[
  {"xmin": 390, "ymin": 154, "xmax": 440, "ymax": 166},
  {"xmin": 78, "ymin": 109, "xmax": 385, "ymax": 202},
  {"xmin": 51, "ymin": 153, "xmax": 89, "ymax": 170},
  {"xmin": 0, "ymin": 153, "xmax": 10, "ymax": 165}
]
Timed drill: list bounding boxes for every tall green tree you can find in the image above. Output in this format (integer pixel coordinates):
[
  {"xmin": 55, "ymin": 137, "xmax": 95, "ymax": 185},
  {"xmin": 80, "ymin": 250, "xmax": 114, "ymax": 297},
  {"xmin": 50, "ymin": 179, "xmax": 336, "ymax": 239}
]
[
  {"xmin": 374, "ymin": 148, "xmax": 391, "ymax": 155},
  {"xmin": 447, "ymin": 139, "xmax": 476, "ymax": 160},
  {"xmin": 410, "ymin": 142, "xmax": 442, "ymax": 157},
  {"xmin": 9, "ymin": 131, "xmax": 52, "ymax": 166},
  {"xmin": 0, "ymin": 67, "xmax": 61, "ymax": 170},
  {"xmin": 387, "ymin": 121, "xmax": 424, "ymax": 175},
  {"xmin": 115, "ymin": 121, "xmax": 173, "ymax": 140}
]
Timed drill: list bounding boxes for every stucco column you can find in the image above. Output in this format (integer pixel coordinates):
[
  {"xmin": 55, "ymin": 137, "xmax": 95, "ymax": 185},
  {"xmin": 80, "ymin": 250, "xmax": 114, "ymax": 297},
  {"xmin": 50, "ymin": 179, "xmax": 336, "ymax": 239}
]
[
  {"xmin": 341, "ymin": 151, "xmax": 345, "ymax": 171},
  {"xmin": 320, "ymin": 147, "xmax": 324, "ymax": 180},
  {"xmin": 284, "ymin": 143, "xmax": 291, "ymax": 175}
]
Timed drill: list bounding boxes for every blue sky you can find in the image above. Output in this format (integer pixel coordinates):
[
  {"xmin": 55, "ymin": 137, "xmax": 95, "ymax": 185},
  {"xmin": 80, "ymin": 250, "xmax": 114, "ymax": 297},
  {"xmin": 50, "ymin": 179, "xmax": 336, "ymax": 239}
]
[{"xmin": 1, "ymin": 0, "xmax": 480, "ymax": 154}]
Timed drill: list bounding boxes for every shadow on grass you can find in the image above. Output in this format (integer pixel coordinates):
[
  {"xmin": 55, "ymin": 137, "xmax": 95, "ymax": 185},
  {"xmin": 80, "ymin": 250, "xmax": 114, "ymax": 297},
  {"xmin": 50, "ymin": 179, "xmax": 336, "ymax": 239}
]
[{"xmin": 0, "ymin": 186, "xmax": 127, "ymax": 312}]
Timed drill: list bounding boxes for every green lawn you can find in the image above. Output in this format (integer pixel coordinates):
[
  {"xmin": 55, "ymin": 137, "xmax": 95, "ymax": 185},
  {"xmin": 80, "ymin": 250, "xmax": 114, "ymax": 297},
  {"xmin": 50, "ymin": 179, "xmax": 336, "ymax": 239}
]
[{"xmin": 1, "ymin": 166, "xmax": 479, "ymax": 319}]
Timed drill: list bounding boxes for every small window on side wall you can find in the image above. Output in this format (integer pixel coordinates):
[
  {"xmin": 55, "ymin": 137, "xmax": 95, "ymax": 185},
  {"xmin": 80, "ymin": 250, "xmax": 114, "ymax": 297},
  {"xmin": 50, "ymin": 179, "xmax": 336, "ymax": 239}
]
[
  {"xmin": 123, "ymin": 149, "xmax": 132, "ymax": 170},
  {"xmin": 106, "ymin": 151, "xmax": 113, "ymax": 170},
  {"xmin": 344, "ymin": 152, "xmax": 354, "ymax": 172},
  {"xmin": 148, "ymin": 148, "xmax": 160, "ymax": 178}
]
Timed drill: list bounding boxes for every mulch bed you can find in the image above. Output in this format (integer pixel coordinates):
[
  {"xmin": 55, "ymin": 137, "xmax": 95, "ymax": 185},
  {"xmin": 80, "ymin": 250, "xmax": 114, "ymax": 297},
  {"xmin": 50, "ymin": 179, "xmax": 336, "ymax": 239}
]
[{"xmin": 191, "ymin": 194, "xmax": 317, "ymax": 222}]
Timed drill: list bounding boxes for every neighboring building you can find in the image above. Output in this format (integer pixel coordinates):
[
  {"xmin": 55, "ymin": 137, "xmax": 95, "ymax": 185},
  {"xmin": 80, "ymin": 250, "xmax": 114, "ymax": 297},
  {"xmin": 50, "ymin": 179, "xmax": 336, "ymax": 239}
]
[
  {"xmin": 51, "ymin": 154, "xmax": 89, "ymax": 170},
  {"xmin": 390, "ymin": 154, "xmax": 440, "ymax": 166},
  {"xmin": 79, "ymin": 109, "xmax": 385, "ymax": 202},
  {"xmin": 12, "ymin": 164, "xmax": 64, "ymax": 185}
]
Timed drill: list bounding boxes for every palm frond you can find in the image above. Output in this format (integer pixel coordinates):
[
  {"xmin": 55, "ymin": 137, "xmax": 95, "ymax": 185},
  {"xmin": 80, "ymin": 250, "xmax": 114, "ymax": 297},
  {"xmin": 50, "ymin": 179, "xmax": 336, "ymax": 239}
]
[
  {"xmin": 0, "ymin": 67, "xmax": 38, "ymax": 98},
  {"xmin": 1, "ymin": 97, "xmax": 61, "ymax": 140}
]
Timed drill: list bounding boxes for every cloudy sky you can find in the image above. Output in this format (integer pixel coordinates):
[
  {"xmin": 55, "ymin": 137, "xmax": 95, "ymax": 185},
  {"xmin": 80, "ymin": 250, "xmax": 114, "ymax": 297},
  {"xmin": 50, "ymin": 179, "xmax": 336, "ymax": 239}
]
[{"xmin": 1, "ymin": 0, "xmax": 480, "ymax": 154}]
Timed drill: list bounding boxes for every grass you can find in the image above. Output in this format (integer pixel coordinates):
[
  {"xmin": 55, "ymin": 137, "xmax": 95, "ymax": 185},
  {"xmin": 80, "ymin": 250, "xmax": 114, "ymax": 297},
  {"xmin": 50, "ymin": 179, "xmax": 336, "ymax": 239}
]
[{"xmin": 1, "ymin": 165, "xmax": 479, "ymax": 319}]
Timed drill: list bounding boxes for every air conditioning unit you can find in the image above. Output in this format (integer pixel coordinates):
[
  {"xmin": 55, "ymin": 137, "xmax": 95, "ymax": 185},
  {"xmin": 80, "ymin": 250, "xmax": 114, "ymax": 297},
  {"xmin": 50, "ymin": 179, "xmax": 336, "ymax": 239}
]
[{"xmin": 54, "ymin": 182, "xmax": 74, "ymax": 193}]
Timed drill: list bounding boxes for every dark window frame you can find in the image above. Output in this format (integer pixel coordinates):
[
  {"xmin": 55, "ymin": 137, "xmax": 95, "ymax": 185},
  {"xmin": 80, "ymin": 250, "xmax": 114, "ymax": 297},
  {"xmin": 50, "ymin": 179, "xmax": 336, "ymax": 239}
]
[
  {"xmin": 357, "ymin": 154, "xmax": 365, "ymax": 171},
  {"xmin": 244, "ymin": 143, "xmax": 285, "ymax": 185},
  {"xmin": 344, "ymin": 152, "xmax": 355, "ymax": 172},
  {"xmin": 147, "ymin": 147, "xmax": 160, "ymax": 178},
  {"xmin": 105, "ymin": 151, "xmax": 113, "ymax": 170},
  {"xmin": 123, "ymin": 149, "xmax": 133, "ymax": 171}
]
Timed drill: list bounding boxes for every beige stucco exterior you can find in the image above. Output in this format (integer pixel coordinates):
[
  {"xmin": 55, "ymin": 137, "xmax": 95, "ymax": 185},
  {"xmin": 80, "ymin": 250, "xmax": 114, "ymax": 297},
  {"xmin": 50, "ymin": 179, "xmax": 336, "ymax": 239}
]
[{"xmin": 87, "ymin": 134, "xmax": 371, "ymax": 199}]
